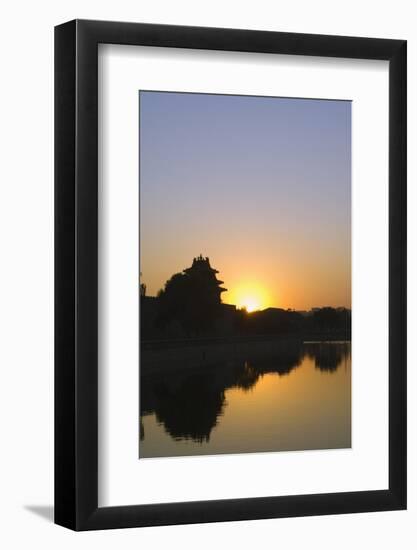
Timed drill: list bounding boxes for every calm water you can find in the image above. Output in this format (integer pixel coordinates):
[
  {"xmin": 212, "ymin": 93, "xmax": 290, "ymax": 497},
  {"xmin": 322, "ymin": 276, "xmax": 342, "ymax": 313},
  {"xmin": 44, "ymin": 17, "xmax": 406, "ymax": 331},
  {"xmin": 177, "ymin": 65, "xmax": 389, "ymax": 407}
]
[{"xmin": 140, "ymin": 341, "xmax": 351, "ymax": 458}]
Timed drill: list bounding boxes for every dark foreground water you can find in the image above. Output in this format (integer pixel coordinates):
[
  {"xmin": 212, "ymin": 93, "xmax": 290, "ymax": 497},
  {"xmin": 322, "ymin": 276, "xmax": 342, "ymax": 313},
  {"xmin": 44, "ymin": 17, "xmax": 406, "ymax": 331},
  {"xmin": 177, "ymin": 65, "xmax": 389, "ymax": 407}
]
[{"xmin": 139, "ymin": 341, "xmax": 351, "ymax": 458}]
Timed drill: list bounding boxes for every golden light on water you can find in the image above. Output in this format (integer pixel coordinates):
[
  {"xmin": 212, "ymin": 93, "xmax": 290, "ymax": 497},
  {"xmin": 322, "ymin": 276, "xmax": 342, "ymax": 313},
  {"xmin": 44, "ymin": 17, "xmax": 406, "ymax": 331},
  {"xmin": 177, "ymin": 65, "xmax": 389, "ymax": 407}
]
[{"xmin": 228, "ymin": 282, "xmax": 271, "ymax": 312}]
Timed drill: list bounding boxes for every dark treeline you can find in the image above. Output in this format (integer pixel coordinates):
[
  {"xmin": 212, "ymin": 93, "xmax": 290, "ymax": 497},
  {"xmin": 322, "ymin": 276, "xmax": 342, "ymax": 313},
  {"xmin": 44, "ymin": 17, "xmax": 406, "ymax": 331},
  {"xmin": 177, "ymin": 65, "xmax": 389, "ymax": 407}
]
[
  {"xmin": 141, "ymin": 255, "xmax": 351, "ymax": 341},
  {"xmin": 234, "ymin": 306, "xmax": 351, "ymax": 338}
]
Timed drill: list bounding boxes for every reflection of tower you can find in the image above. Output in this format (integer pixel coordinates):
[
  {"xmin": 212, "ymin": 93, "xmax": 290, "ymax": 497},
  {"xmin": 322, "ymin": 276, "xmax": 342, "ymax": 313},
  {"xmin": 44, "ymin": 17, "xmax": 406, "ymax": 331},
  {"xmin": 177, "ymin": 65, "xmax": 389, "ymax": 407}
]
[{"xmin": 183, "ymin": 255, "xmax": 227, "ymax": 304}]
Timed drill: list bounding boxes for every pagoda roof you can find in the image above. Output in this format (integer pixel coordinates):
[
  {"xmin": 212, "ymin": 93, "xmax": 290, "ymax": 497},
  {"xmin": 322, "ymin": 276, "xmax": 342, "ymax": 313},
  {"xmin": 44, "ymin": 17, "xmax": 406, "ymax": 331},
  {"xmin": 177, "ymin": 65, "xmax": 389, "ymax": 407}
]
[{"xmin": 184, "ymin": 255, "xmax": 219, "ymax": 274}]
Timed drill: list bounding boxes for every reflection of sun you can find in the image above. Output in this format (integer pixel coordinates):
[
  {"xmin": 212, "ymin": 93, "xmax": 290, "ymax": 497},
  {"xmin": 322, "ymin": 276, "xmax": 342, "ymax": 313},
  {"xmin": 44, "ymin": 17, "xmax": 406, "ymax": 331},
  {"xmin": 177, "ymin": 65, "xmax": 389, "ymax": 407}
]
[{"xmin": 230, "ymin": 283, "xmax": 270, "ymax": 313}]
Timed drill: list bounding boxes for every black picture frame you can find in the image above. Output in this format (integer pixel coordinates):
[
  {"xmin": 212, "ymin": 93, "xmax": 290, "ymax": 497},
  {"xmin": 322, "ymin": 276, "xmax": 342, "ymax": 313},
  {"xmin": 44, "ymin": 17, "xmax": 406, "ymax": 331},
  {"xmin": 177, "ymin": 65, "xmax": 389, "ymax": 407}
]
[{"xmin": 55, "ymin": 19, "xmax": 407, "ymax": 531}]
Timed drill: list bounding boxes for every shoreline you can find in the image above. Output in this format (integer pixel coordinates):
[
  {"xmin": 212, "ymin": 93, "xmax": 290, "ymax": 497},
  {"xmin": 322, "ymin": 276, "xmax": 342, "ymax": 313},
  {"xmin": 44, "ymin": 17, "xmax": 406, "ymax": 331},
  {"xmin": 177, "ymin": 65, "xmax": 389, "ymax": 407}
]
[{"xmin": 141, "ymin": 334, "xmax": 350, "ymax": 375}]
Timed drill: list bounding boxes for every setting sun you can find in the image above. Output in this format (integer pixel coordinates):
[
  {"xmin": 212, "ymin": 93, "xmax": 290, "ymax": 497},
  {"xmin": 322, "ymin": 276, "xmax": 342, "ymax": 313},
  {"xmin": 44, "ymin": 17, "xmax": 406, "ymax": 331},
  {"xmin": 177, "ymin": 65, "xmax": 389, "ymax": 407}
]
[
  {"xmin": 227, "ymin": 283, "xmax": 270, "ymax": 312},
  {"xmin": 137, "ymin": 91, "xmax": 352, "ymax": 461},
  {"xmin": 238, "ymin": 296, "xmax": 261, "ymax": 313}
]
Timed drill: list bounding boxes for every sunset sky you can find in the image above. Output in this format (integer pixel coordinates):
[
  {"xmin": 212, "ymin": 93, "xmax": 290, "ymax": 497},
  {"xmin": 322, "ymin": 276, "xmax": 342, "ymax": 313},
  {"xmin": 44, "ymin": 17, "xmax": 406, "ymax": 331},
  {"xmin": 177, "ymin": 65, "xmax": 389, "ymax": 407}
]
[{"xmin": 139, "ymin": 91, "xmax": 351, "ymax": 311}]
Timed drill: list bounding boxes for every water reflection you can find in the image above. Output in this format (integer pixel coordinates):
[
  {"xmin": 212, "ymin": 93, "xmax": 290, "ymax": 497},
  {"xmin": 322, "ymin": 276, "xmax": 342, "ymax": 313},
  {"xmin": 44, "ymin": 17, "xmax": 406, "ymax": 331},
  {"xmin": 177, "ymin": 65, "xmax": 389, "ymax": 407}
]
[
  {"xmin": 304, "ymin": 341, "xmax": 351, "ymax": 372},
  {"xmin": 140, "ymin": 341, "xmax": 351, "ymax": 457}
]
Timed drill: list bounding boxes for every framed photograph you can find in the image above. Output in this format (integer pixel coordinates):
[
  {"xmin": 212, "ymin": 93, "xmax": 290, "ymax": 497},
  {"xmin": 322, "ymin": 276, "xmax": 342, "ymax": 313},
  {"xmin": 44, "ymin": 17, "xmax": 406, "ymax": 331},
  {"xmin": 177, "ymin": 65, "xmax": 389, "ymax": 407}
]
[{"xmin": 55, "ymin": 20, "xmax": 406, "ymax": 530}]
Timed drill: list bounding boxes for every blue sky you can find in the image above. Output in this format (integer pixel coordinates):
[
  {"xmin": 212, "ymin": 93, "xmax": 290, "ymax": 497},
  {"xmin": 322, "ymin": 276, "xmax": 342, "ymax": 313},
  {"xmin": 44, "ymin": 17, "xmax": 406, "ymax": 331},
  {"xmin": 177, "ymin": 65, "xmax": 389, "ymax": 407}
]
[{"xmin": 139, "ymin": 91, "xmax": 351, "ymax": 310}]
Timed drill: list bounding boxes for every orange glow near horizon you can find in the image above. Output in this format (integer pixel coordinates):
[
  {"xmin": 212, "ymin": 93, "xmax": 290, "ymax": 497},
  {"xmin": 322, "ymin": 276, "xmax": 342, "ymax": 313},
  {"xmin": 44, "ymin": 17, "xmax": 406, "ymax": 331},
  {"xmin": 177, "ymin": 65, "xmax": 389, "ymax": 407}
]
[
  {"xmin": 239, "ymin": 298, "xmax": 260, "ymax": 313},
  {"xmin": 139, "ymin": 92, "xmax": 351, "ymax": 312},
  {"xmin": 227, "ymin": 282, "xmax": 271, "ymax": 312},
  {"xmin": 141, "ymin": 250, "xmax": 351, "ymax": 311}
]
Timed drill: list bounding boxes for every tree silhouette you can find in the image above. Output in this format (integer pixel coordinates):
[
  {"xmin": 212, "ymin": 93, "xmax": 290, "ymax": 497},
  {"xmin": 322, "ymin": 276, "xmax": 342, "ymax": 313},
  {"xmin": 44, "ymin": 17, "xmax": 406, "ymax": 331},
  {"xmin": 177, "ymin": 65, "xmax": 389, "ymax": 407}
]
[
  {"xmin": 310, "ymin": 307, "xmax": 350, "ymax": 334},
  {"xmin": 157, "ymin": 255, "xmax": 226, "ymax": 335},
  {"xmin": 141, "ymin": 257, "xmax": 351, "ymax": 340},
  {"xmin": 140, "ymin": 271, "xmax": 146, "ymax": 297}
]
